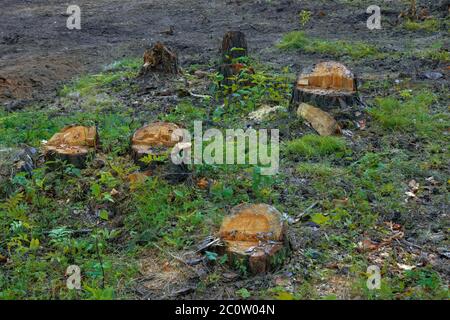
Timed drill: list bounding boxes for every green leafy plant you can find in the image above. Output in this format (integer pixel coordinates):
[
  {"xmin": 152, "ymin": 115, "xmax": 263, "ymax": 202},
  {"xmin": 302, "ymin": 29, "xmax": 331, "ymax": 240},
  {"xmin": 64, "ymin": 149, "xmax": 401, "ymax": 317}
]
[{"xmin": 298, "ymin": 10, "xmax": 312, "ymax": 27}]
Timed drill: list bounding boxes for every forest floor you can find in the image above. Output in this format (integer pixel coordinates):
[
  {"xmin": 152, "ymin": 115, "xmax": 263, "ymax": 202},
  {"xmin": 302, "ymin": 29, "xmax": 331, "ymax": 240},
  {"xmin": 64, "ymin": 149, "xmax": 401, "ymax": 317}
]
[{"xmin": 0, "ymin": 0, "xmax": 449, "ymax": 299}]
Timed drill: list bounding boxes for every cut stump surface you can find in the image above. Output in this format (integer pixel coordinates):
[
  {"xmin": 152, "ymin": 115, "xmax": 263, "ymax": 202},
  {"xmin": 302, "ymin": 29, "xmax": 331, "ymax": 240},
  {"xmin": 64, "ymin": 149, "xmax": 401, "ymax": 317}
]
[
  {"xmin": 131, "ymin": 122, "xmax": 181, "ymax": 162},
  {"xmin": 43, "ymin": 125, "xmax": 98, "ymax": 168},
  {"xmin": 291, "ymin": 61, "xmax": 358, "ymax": 110},
  {"xmin": 219, "ymin": 203, "xmax": 288, "ymax": 274}
]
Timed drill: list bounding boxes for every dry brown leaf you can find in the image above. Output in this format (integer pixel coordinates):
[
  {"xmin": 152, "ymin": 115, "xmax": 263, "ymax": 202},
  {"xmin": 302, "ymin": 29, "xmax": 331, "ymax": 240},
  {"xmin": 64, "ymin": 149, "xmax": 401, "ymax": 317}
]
[
  {"xmin": 196, "ymin": 178, "xmax": 209, "ymax": 190},
  {"xmin": 358, "ymin": 239, "xmax": 380, "ymax": 252}
]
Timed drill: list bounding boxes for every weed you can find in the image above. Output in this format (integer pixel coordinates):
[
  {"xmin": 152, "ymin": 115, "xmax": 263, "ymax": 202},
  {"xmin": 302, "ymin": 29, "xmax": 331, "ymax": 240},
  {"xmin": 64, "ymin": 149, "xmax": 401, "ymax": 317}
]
[{"xmin": 298, "ymin": 10, "xmax": 312, "ymax": 27}]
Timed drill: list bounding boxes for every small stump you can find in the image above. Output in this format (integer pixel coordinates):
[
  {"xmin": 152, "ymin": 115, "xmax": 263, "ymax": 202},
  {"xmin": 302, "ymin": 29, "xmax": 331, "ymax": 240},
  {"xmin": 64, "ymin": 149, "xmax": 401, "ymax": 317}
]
[
  {"xmin": 131, "ymin": 122, "xmax": 189, "ymax": 183},
  {"xmin": 219, "ymin": 204, "xmax": 288, "ymax": 274},
  {"xmin": 221, "ymin": 31, "xmax": 248, "ymax": 63},
  {"xmin": 139, "ymin": 42, "xmax": 179, "ymax": 76},
  {"xmin": 131, "ymin": 122, "xmax": 181, "ymax": 162},
  {"xmin": 291, "ymin": 61, "xmax": 358, "ymax": 110},
  {"xmin": 43, "ymin": 126, "xmax": 98, "ymax": 168},
  {"xmin": 219, "ymin": 31, "xmax": 252, "ymax": 86}
]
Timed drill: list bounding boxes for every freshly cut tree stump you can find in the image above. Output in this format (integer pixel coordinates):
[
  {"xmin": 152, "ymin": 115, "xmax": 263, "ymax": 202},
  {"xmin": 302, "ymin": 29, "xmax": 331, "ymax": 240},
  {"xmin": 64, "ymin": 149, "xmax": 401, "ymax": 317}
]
[
  {"xmin": 43, "ymin": 126, "xmax": 98, "ymax": 168},
  {"xmin": 219, "ymin": 204, "xmax": 288, "ymax": 274},
  {"xmin": 131, "ymin": 122, "xmax": 181, "ymax": 163},
  {"xmin": 139, "ymin": 42, "xmax": 179, "ymax": 76},
  {"xmin": 297, "ymin": 103, "xmax": 340, "ymax": 136},
  {"xmin": 291, "ymin": 61, "xmax": 358, "ymax": 110}
]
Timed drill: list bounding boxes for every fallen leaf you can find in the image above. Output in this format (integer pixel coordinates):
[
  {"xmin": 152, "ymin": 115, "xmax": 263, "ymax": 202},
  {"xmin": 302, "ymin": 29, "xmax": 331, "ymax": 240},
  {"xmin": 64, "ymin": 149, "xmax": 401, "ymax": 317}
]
[
  {"xmin": 222, "ymin": 272, "xmax": 239, "ymax": 281},
  {"xmin": 358, "ymin": 239, "xmax": 380, "ymax": 252},
  {"xmin": 196, "ymin": 178, "xmax": 209, "ymax": 189}
]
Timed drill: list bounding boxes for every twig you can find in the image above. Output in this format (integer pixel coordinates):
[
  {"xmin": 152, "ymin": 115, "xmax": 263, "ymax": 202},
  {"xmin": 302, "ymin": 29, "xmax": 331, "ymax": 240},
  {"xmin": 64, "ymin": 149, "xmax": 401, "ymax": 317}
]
[
  {"xmin": 151, "ymin": 242, "xmax": 198, "ymax": 273},
  {"xmin": 188, "ymin": 91, "xmax": 211, "ymax": 99},
  {"xmin": 195, "ymin": 237, "xmax": 221, "ymax": 253},
  {"xmin": 291, "ymin": 201, "xmax": 318, "ymax": 224}
]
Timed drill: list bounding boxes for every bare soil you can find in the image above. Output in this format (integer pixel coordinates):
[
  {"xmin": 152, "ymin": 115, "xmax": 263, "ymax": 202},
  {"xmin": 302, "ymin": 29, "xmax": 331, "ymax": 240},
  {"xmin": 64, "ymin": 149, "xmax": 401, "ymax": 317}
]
[{"xmin": 2, "ymin": 0, "xmax": 446, "ymax": 104}]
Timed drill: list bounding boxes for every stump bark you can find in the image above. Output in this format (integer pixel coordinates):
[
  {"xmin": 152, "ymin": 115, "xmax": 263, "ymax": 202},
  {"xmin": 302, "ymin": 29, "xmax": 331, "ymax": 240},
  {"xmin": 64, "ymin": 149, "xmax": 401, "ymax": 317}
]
[
  {"xmin": 43, "ymin": 126, "xmax": 98, "ymax": 168},
  {"xmin": 219, "ymin": 31, "xmax": 250, "ymax": 85},
  {"xmin": 139, "ymin": 42, "xmax": 179, "ymax": 76},
  {"xmin": 221, "ymin": 31, "xmax": 248, "ymax": 63},
  {"xmin": 218, "ymin": 203, "xmax": 288, "ymax": 274},
  {"xmin": 291, "ymin": 61, "xmax": 358, "ymax": 111}
]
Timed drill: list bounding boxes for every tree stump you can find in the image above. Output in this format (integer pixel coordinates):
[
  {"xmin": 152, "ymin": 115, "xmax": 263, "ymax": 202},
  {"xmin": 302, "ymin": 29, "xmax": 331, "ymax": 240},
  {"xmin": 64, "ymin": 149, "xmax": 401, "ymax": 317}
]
[
  {"xmin": 291, "ymin": 61, "xmax": 358, "ymax": 111},
  {"xmin": 218, "ymin": 204, "xmax": 288, "ymax": 274},
  {"xmin": 219, "ymin": 31, "xmax": 251, "ymax": 86},
  {"xmin": 139, "ymin": 42, "xmax": 179, "ymax": 76},
  {"xmin": 43, "ymin": 126, "xmax": 98, "ymax": 168},
  {"xmin": 131, "ymin": 122, "xmax": 182, "ymax": 163},
  {"xmin": 221, "ymin": 31, "xmax": 248, "ymax": 63},
  {"xmin": 131, "ymin": 122, "xmax": 190, "ymax": 183}
]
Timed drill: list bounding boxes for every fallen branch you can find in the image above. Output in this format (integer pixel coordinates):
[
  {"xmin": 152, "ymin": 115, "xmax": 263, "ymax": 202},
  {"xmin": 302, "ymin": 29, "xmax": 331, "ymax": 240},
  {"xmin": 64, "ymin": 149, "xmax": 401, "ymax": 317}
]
[
  {"xmin": 188, "ymin": 91, "xmax": 211, "ymax": 99},
  {"xmin": 291, "ymin": 201, "xmax": 318, "ymax": 224}
]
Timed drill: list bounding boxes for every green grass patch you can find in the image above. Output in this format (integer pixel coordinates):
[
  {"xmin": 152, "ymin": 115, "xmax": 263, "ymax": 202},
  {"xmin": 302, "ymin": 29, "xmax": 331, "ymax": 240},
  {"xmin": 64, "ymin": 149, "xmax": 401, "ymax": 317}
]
[
  {"xmin": 403, "ymin": 19, "xmax": 441, "ymax": 32},
  {"xmin": 285, "ymin": 134, "xmax": 346, "ymax": 158},
  {"xmin": 59, "ymin": 58, "xmax": 140, "ymax": 97},
  {"xmin": 277, "ymin": 31, "xmax": 380, "ymax": 59},
  {"xmin": 0, "ymin": 109, "xmax": 135, "ymax": 154},
  {"xmin": 297, "ymin": 162, "xmax": 345, "ymax": 178},
  {"xmin": 369, "ymin": 91, "xmax": 449, "ymax": 137},
  {"xmin": 419, "ymin": 41, "xmax": 450, "ymax": 62}
]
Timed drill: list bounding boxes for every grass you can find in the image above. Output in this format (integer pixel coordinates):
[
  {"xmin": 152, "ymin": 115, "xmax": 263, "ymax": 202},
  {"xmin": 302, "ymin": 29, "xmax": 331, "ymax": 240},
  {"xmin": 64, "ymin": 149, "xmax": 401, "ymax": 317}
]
[
  {"xmin": 0, "ymin": 109, "xmax": 136, "ymax": 154},
  {"xmin": 278, "ymin": 31, "xmax": 450, "ymax": 63},
  {"xmin": 277, "ymin": 31, "xmax": 380, "ymax": 59},
  {"xmin": 403, "ymin": 19, "xmax": 441, "ymax": 33},
  {"xmin": 369, "ymin": 90, "xmax": 449, "ymax": 138},
  {"xmin": 285, "ymin": 134, "xmax": 346, "ymax": 158},
  {"xmin": 59, "ymin": 58, "xmax": 140, "ymax": 97},
  {"xmin": 297, "ymin": 162, "xmax": 345, "ymax": 178},
  {"xmin": 417, "ymin": 41, "xmax": 450, "ymax": 63}
]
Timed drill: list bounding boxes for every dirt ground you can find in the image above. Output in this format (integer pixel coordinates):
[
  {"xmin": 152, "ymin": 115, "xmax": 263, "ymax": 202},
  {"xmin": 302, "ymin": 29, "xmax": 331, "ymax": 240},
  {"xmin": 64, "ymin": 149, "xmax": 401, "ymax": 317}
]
[{"xmin": 1, "ymin": 0, "xmax": 446, "ymax": 104}]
